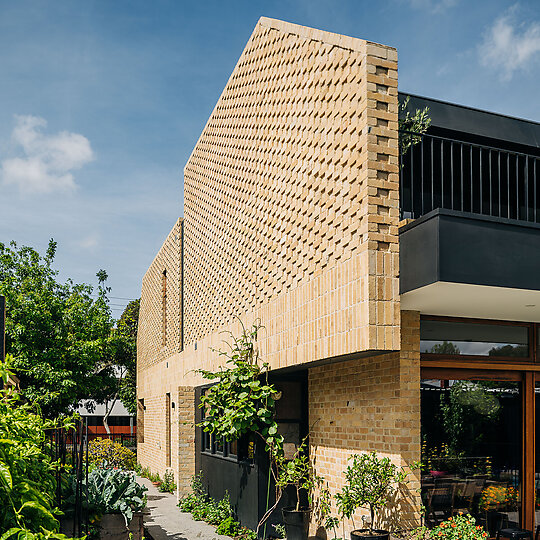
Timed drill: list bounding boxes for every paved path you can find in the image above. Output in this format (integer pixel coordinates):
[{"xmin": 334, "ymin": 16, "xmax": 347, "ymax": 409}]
[{"xmin": 138, "ymin": 477, "xmax": 232, "ymax": 540}]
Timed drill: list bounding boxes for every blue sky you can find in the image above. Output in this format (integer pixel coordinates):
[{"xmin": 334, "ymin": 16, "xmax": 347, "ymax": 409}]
[{"xmin": 0, "ymin": 0, "xmax": 539, "ymax": 317}]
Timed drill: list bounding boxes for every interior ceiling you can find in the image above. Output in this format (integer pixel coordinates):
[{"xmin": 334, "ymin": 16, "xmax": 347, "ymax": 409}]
[{"xmin": 400, "ymin": 282, "xmax": 540, "ymax": 323}]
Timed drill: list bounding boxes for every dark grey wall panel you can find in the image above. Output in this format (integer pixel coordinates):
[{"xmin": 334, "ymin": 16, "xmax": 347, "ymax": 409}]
[
  {"xmin": 398, "ymin": 92, "xmax": 540, "ymax": 150},
  {"xmin": 399, "ymin": 213, "xmax": 439, "ymax": 293},
  {"xmin": 400, "ymin": 210, "xmax": 540, "ymax": 293}
]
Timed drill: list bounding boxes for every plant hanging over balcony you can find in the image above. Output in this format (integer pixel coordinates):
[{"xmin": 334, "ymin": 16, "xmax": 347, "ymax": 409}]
[{"xmin": 398, "ymin": 96, "xmax": 431, "ymax": 155}]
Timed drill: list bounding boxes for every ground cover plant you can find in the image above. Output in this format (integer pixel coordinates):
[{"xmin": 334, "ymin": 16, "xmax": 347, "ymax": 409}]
[{"xmin": 178, "ymin": 472, "xmax": 256, "ymax": 540}]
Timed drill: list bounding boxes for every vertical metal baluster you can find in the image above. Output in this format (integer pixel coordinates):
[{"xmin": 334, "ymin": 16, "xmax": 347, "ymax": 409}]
[
  {"xmin": 431, "ymin": 138, "xmax": 434, "ymax": 212},
  {"xmin": 516, "ymin": 154, "xmax": 519, "ymax": 219},
  {"xmin": 421, "ymin": 136, "xmax": 424, "ymax": 215},
  {"xmin": 533, "ymin": 158, "xmax": 538, "ymax": 223},
  {"xmin": 507, "ymin": 153, "xmax": 511, "ymax": 219},
  {"xmin": 411, "ymin": 140, "xmax": 414, "ymax": 217},
  {"xmin": 498, "ymin": 151, "xmax": 501, "ymax": 217},
  {"xmin": 460, "ymin": 143, "xmax": 464, "ymax": 211},
  {"xmin": 470, "ymin": 145, "xmax": 473, "ymax": 212},
  {"xmin": 441, "ymin": 139, "xmax": 444, "ymax": 208},
  {"xmin": 479, "ymin": 148, "xmax": 483, "ymax": 215},
  {"xmin": 488, "ymin": 149, "xmax": 492, "ymax": 216},
  {"xmin": 450, "ymin": 141, "xmax": 454, "ymax": 209},
  {"xmin": 525, "ymin": 156, "xmax": 529, "ymax": 221}
]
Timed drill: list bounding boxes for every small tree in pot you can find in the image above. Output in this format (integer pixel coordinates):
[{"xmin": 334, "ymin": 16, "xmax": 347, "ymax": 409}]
[
  {"xmin": 335, "ymin": 452, "xmax": 406, "ymax": 540},
  {"xmin": 276, "ymin": 439, "xmax": 317, "ymax": 540}
]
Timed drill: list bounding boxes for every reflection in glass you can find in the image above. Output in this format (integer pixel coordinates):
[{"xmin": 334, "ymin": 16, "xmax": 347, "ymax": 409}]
[
  {"xmin": 535, "ymin": 383, "xmax": 540, "ymax": 528},
  {"xmin": 421, "ymin": 379, "xmax": 521, "ymax": 536},
  {"xmin": 421, "ymin": 320, "xmax": 529, "ymax": 357}
]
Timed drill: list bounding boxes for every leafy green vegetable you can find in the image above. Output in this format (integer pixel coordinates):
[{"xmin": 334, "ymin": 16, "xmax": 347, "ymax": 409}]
[{"xmin": 82, "ymin": 467, "xmax": 147, "ymax": 525}]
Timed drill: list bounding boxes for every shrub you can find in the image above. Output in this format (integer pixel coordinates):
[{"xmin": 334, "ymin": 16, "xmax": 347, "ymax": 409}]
[
  {"xmin": 405, "ymin": 515, "xmax": 487, "ymax": 540},
  {"xmin": 88, "ymin": 438, "xmax": 136, "ymax": 470},
  {"xmin": 432, "ymin": 515, "xmax": 487, "ymax": 540},
  {"xmin": 158, "ymin": 469, "xmax": 177, "ymax": 493}
]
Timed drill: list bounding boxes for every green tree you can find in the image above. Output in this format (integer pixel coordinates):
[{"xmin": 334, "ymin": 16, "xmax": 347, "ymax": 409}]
[
  {"xmin": 109, "ymin": 299, "xmax": 139, "ymax": 417},
  {"xmin": 0, "ymin": 239, "xmax": 117, "ymax": 418}
]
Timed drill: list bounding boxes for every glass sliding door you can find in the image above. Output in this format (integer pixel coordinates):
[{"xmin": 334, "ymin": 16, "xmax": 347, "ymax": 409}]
[{"xmin": 421, "ymin": 376, "xmax": 522, "ymax": 536}]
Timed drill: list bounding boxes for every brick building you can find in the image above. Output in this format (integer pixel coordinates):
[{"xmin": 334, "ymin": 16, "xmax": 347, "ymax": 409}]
[{"xmin": 137, "ymin": 18, "xmax": 540, "ymax": 535}]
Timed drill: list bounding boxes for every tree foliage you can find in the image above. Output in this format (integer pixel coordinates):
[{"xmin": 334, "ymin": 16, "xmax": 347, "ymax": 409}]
[
  {"xmin": 335, "ymin": 452, "xmax": 406, "ymax": 534},
  {"xmin": 0, "ymin": 354, "xmax": 75, "ymax": 539},
  {"xmin": 399, "ymin": 95, "xmax": 431, "ymax": 154},
  {"xmin": 0, "ymin": 239, "xmax": 121, "ymax": 418},
  {"xmin": 116, "ymin": 299, "xmax": 139, "ymax": 415}
]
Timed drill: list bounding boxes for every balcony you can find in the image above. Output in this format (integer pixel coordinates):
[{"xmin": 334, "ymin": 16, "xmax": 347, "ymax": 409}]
[
  {"xmin": 399, "ymin": 131, "xmax": 540, "ymax": 323},
  {"xmin": 399, "ymin": 132, "xmax": 540, "ymax": 223}
]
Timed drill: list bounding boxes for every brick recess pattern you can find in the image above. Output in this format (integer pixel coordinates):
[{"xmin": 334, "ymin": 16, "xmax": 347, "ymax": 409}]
[
  {"xmin": 183, "ymin": 17, "xmax": 400, "ymax": 351},
  {"xmin": 137, "ymin": 218, "xmax": 183, "ymax": 371},
  {"xmin": 136, "ymin": 19, "xmax": 419, "ymax": 519},
  {"xmin": 309, "ymin": 311, "xmax": 421, "ymax": 531}
]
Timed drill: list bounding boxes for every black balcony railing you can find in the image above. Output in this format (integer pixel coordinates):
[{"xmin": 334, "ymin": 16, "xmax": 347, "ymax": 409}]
[{"xmin": 400, "ymin": 131, "xmax": 540, "ymax": 222}]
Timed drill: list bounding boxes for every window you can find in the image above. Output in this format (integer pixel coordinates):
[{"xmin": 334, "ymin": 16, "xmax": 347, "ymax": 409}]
[
  {"xmin": 200, "ymin": 388, "xmax": 249, "ymax": 462},
  {"xmin": 166, "ymin": 393, "xmax": 171, "ymax": 467},
  {"xmin": 421, "ymin": 319, "xmax": 529, "ymax": 358},
  {"xmin": 137, "ymin": 399, "xmax": 145, "ymax": 443},
  {"xmin": 421, "ymin": 376, "xmax": 522, "ymax": 534}
]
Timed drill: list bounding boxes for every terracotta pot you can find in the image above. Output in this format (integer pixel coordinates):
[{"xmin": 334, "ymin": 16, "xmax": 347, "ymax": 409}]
[{"xmin": 350, "ymin": 529, "xmax": 390, "ymax": 540}]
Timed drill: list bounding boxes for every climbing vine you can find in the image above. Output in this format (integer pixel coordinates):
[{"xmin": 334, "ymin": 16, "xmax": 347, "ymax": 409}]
[{"xmin": 197, "ymin": 322, "xmax": 284, "ymax": 456}]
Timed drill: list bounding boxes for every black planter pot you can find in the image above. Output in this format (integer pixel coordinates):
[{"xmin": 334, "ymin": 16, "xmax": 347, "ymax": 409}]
[
  {"xmin": 350, "ymin": 529, "xmax": 390, "ymax": 540},
  {"xmin": 281, "ymin": 507, "xmax": 311, "ymax": 540}
]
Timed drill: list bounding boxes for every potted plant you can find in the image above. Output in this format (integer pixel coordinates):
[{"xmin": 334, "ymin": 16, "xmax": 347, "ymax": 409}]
[
  {"xmin": 276, "ymin": 439, "xmax": 317, "ymax": 540},
  {"xmin": 478, "ymin": 484, "xmax": 518, "ymax": 536},
  {"xmin": 335, "ymin": 452, "xmax": 406, "ymax": 540},
  {"xmin": 83, "ymin": 467, "xmax": 147, "ymax": 540}
]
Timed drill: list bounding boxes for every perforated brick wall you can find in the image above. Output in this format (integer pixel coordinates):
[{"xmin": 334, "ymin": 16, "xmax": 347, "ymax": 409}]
[
  {"xmin": 183, "ymin": 17, "xmax": 400, "ymax": 351},
  {"xmin": 138, "ymin": 218, "xmax": 183, "ymax": 371},
  {"xmin": 137, "ymin": 18, "xmax": 409, "ymax": 512}
]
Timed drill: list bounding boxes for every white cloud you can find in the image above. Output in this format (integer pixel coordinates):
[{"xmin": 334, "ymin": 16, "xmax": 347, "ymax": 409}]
[
  {"xmin": 79, "ymin": 233, "xmax": 100, "ymax": 249},
  {"xmin": 479, "ymin": 7, "xmax": 540, "ymax": 80},
  {"xmin": 1, "ymin": 115, "xmax": 94, "ymax": 194}
]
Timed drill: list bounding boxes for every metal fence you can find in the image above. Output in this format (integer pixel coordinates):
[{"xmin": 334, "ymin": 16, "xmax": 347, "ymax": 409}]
[
  {"xmin": 400, "ymin": 131, "xmax": 540, "ymax": 222},
  {"xmin": 49, "ymin": 418, "xmax": 89, "ymax": 538}
]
